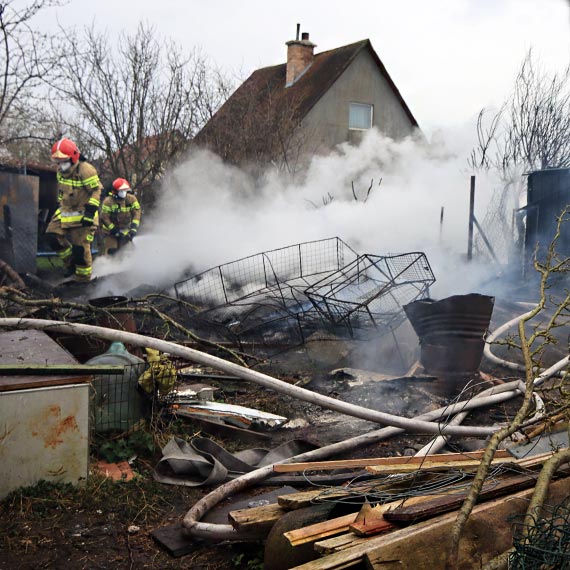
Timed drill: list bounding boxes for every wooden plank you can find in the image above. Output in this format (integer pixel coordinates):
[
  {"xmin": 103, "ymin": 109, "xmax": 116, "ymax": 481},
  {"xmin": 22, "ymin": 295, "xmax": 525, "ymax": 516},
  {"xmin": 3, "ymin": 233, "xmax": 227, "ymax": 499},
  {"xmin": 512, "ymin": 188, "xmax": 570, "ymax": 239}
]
[
  {"xmin": 289, "ymin": 476, "xmax": 570, "ymax": 570},
  {"xmin": 0, "ymin": 364, "xmax": 125, "ymax": 375},
  {"xmin": 365, "ymin": 457, "xmax": 515, "ymax": 475},
  {"xmin": 278, "ymin": 489, "xmax": 352, "ymax": 510},
  {"xmin": 274, "ymin": 450, "xmax": 510, "ymax": 473},
  {"xmin": 382, "ymin": 471, "xmax": 539, "ymax": 523},
  {"xmin": 276, "ymin": 453, "xmax": 561, "ymax": 510},
  {"xmin": 285, "ymin": 513, "xmax": 359, "ymax": 547},
  {"xmin": 516, "ymin": 450, "xmax": 560, "ymax": 468},
  {"xmin": 349, "ymin": 517, "xmax": 394, "ymax": 537},
  {"xmin": 228, "ymin": 502, "xmax": 286, "ymax": 533},
  {"xmin": 314, "ymin": 533, "xmax": 372, "ymax": 555},
  {"xmin": 365, "ymin": 476, "xmax": 570, "ymax": 570}
]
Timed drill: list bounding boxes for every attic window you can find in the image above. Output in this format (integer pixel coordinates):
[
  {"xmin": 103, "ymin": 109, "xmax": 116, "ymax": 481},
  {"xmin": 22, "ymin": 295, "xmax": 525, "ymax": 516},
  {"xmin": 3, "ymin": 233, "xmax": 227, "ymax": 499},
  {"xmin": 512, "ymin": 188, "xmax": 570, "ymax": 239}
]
[{"xmin": 349, "ymin": 103, "xmax": 373, "ymax": 130}]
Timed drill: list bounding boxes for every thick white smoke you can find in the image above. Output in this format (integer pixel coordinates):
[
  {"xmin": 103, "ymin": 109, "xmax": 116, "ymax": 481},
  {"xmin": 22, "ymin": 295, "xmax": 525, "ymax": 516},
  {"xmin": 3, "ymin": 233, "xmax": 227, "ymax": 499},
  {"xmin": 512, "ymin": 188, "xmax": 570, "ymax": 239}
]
[{"xmin": 93, "ymin": 127, "xmax": 510, "ymax": 297}]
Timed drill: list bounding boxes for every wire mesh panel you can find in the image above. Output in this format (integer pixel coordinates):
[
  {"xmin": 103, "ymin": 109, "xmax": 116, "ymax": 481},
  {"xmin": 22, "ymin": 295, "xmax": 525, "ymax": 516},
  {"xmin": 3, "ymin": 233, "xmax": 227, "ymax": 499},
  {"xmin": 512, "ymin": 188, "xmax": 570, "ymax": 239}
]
[
  {"xmin": 509, "ymin": 498, "xmax": 570, "ymax": 569},
  {"xmin": 305, "ymin": 253, "xmax": 436, "ymax": 331},
  {"xmin": 90, "ymin": 363, "xmax": 148, "ymax": 433},
  {"xmin": 173, "ymin": 238, "xmax": 359, "ymax": 344},
  {"xmin": 174, "ymin": 240, "xmax": 435, "ymax": 346},
  {"xmin": 174, "ymin": 237, "xmax": 357, "ymax": 306}
]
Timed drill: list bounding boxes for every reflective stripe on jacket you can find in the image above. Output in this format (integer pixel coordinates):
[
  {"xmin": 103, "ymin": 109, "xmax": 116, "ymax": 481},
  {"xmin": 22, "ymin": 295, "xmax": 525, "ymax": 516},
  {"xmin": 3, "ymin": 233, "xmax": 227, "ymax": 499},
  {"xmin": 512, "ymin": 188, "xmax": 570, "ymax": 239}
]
[
  {"xmin": 58, "ymin": 161, "xmax": 102, "ymax": 229},
  {"xmin": 101, "ymin": 194, "xmax": 142, "ymax": 233}
]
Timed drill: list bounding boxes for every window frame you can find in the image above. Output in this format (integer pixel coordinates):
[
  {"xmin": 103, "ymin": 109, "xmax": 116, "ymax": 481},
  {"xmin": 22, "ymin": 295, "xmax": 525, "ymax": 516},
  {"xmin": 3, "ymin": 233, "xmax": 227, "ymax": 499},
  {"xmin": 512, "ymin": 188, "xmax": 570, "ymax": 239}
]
[{"xmin": 348, "ymin": 102, "xmax": 374, "ymax": 131}]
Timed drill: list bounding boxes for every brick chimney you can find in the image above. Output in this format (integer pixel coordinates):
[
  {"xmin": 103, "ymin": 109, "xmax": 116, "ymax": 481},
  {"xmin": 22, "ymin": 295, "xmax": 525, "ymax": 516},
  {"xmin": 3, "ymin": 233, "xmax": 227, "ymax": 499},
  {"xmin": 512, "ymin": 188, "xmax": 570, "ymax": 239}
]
[{"xmin": 286, "ymin": 27, "xmax": 316, "ymax": 87}]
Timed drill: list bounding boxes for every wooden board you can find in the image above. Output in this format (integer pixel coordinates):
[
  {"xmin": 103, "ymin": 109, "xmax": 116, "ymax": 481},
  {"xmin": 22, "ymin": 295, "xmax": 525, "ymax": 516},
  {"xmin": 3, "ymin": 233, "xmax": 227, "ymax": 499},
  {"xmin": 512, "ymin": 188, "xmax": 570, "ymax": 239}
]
[
  {"xmin": 273, "ymin": 450, "xmax": 511, "ymax": 473},
  {"xmin": 287, "ymin": 476, "xmax": 570, "ymax": 570},
  {"xmin": 285, "ymin": 513, "xmax": 359, "ymax": 546},
  {"xmin": 278, "ymin": 489, "xmax": 353, "ymax": 510},
  {"xmin": 364, "ymin": 457, "xmax": 516, "ymax": 475},
  {"xmin": 314, "ymin": 533, "xmax": 372, "ymax": 556},
  {"xmin": 382, "ymin": 471, "xmax": 539, "ymax": 523},
  {"xmin": 0, "ymin": 330, "xmax": 90, "ymax": 391},
  {"xmin": 366, "ymin": 476, "xmax": 570, "ymax": 570},
  {"xmin": 229, "ymin": 502, "xmax": 286, "ymax": 533}
]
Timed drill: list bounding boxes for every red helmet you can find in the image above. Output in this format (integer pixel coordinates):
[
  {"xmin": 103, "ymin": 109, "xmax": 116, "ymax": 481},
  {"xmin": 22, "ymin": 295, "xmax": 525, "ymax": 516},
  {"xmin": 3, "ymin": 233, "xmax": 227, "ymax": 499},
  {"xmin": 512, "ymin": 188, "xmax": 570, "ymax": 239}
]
[
  {"xmin": 51, "ymin": 138, "xmax": 80, "ymax": 164},
  {"xmin": 112, "ymin": 178, "xmax": 131, "ymax": 194}
]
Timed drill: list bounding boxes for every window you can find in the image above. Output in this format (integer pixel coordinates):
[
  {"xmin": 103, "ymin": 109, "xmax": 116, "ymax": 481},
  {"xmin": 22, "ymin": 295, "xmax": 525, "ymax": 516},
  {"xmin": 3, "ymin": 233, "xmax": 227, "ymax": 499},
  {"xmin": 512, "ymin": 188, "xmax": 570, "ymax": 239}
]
[{"xmin": 349, "ymin": 102, "xmax": 373, "ymax": 130}]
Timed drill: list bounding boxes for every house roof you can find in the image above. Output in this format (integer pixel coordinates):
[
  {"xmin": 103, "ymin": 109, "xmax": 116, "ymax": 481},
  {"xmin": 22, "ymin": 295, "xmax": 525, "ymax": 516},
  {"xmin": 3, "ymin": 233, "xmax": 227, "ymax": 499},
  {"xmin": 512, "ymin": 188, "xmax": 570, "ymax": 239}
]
[
  {"xmin": 196, "ymin": 39, "xmax": 418, "ymax": 149},
  {"xmin": 0, "ymin": 157, "xmax": 56, "ymax": 177}
]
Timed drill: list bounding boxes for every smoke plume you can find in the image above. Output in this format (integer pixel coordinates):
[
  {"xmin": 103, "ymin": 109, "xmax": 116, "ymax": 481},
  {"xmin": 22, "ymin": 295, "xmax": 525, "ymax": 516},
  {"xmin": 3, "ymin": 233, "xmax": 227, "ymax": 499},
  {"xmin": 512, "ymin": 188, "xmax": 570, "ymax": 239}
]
[{"xmin": 93, "ymin": 127, "xmax": 508, "ymax": 298}]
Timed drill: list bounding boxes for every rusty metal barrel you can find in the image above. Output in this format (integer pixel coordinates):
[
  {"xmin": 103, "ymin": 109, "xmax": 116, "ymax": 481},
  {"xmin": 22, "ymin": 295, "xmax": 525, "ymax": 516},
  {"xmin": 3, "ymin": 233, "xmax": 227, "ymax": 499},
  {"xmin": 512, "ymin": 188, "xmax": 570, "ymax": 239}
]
[{"xmin": 404, "ymin": 293, "xmax": 495, "ymax": 375}]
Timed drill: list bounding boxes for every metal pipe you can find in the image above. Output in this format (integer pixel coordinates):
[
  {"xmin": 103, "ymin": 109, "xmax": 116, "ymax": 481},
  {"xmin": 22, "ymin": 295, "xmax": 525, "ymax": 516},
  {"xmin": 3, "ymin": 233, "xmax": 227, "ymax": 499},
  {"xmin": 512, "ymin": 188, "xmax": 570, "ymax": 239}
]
[{"xmin": 467, "ymin": 175, "xmax": 475, "ymax": 261}]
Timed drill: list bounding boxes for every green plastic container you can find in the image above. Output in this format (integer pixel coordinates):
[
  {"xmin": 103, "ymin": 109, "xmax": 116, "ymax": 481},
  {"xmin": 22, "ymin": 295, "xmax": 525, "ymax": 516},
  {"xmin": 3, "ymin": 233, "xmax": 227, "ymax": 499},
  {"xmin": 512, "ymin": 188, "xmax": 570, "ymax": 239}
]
[{"xmin": 86, "ymin": 342, "xmax": 147, "ymax": 433}]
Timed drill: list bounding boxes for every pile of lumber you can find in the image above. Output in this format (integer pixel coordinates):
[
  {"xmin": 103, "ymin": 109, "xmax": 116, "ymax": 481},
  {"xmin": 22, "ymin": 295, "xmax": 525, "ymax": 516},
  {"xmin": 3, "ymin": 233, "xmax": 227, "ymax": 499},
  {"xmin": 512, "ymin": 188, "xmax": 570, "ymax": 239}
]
[{"xmin": 227, "ymin": 450, "xmax": 570, "ymax": 570}]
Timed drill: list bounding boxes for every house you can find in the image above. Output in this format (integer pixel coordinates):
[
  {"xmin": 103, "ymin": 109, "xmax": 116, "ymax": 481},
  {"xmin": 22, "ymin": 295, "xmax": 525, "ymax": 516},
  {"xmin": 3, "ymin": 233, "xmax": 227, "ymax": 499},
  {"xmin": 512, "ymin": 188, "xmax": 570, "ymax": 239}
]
[{"xmin": 195, "ymin": 29, "xmax": 419, "ymax": 174}]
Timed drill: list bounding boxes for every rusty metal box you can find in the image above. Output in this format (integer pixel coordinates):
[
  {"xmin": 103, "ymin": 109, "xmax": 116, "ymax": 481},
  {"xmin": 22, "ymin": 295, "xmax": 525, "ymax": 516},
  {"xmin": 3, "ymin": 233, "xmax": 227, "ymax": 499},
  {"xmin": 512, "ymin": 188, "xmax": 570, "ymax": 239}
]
[
  {"xmin": 0, "ymin": 330, "xmax": 91, "ymax": 499},
  {"xmin": 0, "ymin": 383, "xmax": 89, "ymax": 499}
]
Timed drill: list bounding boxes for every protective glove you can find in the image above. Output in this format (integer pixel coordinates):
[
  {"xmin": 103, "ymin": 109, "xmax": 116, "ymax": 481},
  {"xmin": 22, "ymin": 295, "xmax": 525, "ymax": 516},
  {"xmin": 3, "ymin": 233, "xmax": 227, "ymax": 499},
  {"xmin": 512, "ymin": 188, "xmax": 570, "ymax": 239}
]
[
  {"xmin": 128, "ymin": 230, "xmax": 137, "ymax": 240},
  {"xmin": 111, "ymin": 228, "xmax": 121, "ymax": 238},
  {"xmin": 82, "ymin": 203, "xmax": 97, "ymax": 227}
]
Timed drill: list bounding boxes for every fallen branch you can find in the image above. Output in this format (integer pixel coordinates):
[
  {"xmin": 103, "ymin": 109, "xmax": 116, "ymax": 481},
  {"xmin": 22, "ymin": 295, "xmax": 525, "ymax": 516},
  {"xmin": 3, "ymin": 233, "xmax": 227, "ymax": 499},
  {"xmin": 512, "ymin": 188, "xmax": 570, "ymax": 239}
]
[
  {"xmin": 0, "ymin": 259, "xmax": 25, "ymax": 289},
  {"xmin": 0, "ymin": 287, "xmax": 252, "ymax": 366}
]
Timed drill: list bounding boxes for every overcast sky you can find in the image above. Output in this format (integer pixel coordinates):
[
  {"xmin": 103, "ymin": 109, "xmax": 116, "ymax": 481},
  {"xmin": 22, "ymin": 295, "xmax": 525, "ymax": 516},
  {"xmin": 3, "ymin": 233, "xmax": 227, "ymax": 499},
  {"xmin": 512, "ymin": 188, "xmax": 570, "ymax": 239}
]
[{"xmin": 42, "ymin": 0, "xmax": 570, "ymax": 132}]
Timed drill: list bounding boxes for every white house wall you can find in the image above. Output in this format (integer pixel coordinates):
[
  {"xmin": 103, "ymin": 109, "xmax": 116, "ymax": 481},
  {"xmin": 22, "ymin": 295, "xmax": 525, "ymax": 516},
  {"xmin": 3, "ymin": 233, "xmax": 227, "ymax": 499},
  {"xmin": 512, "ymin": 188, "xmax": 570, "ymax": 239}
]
[{"xmin": 302, "ymin": 49, "xmax": 416, "ymax": 151}]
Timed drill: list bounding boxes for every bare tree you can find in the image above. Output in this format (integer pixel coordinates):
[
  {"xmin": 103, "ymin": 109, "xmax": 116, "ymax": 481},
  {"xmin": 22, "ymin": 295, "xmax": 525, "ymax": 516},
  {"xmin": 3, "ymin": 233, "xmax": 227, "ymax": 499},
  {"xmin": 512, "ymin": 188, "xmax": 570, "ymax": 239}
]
[
  {"xmin": 195, "ymin": 76, "xmax": 321, "ymax": 180},
  {"xmin": 470, "ymin": 51, "xmax": 570, "ymax": 174},
  {"xmin": 447, "ymin": 209, "xmax": 570, "ymax": 569},
  {"xmin": 49, "ymin": 23, "xmax": 233, "ymax": 207},
  {"xmin": 0, "ymin": 0, "xmax": 61, "ymax": 150}
]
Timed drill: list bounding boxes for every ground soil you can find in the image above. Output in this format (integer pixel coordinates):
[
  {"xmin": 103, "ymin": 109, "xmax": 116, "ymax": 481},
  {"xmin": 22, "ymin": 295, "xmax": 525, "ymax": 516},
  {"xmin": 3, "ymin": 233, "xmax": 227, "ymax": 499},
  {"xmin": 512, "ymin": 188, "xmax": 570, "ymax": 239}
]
[{"xmin": 0, "ymin": 335, "xmax": 528, "ymax": 570}]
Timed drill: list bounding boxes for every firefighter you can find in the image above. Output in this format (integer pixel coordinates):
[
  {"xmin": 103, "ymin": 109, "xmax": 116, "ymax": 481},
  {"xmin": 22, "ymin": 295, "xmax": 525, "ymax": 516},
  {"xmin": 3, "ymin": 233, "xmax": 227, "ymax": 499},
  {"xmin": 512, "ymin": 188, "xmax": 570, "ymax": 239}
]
[
  {"xmin": 100, "ymin": 178, "xmax": 141, "ymax": 255},
  {"xmin": 45, "ymin": 138, "xmax": 102, "ymax": 282}
]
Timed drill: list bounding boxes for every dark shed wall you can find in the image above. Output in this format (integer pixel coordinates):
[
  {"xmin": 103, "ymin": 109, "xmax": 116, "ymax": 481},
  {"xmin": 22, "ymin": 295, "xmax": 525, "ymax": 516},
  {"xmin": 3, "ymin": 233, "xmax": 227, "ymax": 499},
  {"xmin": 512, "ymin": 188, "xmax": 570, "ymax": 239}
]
[
  {"xmin": 525, "ymin": 168, "xmax": 570, "ymax": 261},
  {"xmin": 0, "ymin": 172, "xmax": 39, "ymax": 273}
]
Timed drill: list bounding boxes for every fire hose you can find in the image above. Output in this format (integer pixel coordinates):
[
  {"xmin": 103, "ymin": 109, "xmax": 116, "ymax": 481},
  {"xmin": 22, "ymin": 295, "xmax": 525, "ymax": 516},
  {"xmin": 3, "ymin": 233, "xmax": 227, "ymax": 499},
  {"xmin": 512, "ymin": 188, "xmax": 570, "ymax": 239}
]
[
  {"xmin": 0, "ymin": 318, "xmax": 497, "ymax": 437},
  {"xmin": 484, "ymin": 306, "xmax": 570, "ymax": 380},
  {"xmin": 0, "ymin": 317, "xmax": 564, "ymax": 541}
]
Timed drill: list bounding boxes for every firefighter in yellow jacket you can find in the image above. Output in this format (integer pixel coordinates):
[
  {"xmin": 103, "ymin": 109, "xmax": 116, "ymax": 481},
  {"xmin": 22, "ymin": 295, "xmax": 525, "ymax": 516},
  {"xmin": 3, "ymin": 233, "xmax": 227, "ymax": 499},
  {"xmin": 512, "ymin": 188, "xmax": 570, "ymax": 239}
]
[
  {"xmin": 100, "ymin": 178, "xmax": 141, "ymax": 255},
  {"xmin": 45, "ymin": 138, "xmax": 102, "ymax": 282}
]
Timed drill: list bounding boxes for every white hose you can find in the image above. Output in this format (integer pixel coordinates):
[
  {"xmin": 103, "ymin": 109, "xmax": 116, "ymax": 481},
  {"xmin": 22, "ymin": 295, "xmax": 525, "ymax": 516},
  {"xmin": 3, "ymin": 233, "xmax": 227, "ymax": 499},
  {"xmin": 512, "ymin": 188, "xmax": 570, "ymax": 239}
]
[
  {"xmin": 2, "ymin": 317, "xmax": 563, "ymax": 541},
  {"xmin": 0, "ymin": 318, "xmax": 498, "ymax": 437},
  {"xmin": 182, "ymin": 379, "xmax": 528, "ymax": 539},
  {"xmin": 484, "ymin": 309, "xmax": 535, "ymax": 372},
  {"xmin": 484, "ymin": 307, "xmax": 570, "ymax": 382}
]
